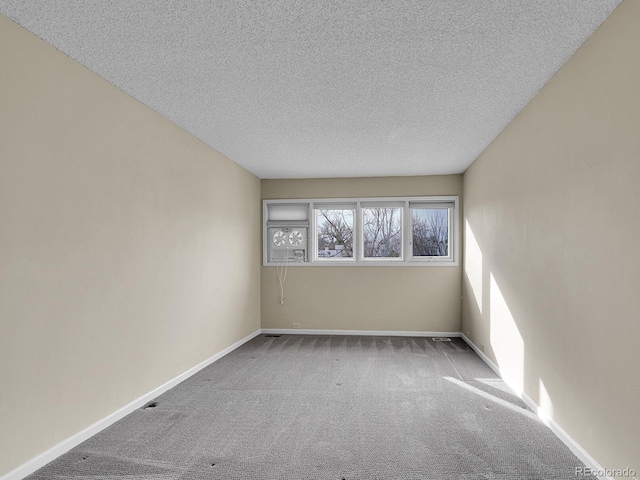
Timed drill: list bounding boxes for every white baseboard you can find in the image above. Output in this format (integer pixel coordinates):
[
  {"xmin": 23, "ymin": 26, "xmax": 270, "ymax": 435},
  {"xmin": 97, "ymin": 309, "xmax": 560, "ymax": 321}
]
[
  {"xmin": 261, "ymin": 328, "xmax": 462, "ymax": 337},
  {"xmin": 459, "ymin": 333, "xmax": 501, "ymax": 376},
  {"xmin": 5, "ymin": 329, "xmax": 612, "ymax": 480},
  {"xmin": 460, "ymin": 333, "xmax": 613, "ymax": 480},
  {"xmin": 1, "ymin": 329, "xmax": 261, "ymax": 480}
]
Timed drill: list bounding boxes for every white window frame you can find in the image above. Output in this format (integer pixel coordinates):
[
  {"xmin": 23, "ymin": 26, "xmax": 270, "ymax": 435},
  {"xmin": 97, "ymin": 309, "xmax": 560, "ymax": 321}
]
[
  {"xmin": 408, "ymin": 201, "xmax": 456, "ymax": 263},
  {"xmin": 263, "ymin": 196, "xmax": 459, "ymax": 267},
  {"xmin": 313, "ymin": 203, "xmax": 357, "ymax": 262},
  {"xmin": 359, "ymin": 201, "xmax": 405, "ymax": 262}
]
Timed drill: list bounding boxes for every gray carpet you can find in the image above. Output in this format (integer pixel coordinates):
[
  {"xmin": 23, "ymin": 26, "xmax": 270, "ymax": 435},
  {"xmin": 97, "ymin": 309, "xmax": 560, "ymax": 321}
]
[{"xmin": 27, "ymin": 335, "xmax": 595, "ymax": 479}]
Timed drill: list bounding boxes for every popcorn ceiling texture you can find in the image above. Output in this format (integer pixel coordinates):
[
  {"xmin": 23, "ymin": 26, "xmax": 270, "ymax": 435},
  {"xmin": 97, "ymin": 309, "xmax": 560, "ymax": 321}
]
[{"xmin": 0, "ymin": 1, "xmax": 621, "ymax": 179}]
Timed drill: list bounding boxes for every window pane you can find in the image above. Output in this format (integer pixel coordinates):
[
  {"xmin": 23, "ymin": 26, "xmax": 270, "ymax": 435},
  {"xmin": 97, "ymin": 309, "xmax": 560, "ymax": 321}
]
[
  {"xmin": 363, "ymin": 207, "xmax": 402, "ymax": 258},
  {"xmin": 316, "ymin": 209, "xmax": 354, "ymax": 259},
  {"xmin": 412, "ymin": 208, "xmax": 449, "ymax": 257}
]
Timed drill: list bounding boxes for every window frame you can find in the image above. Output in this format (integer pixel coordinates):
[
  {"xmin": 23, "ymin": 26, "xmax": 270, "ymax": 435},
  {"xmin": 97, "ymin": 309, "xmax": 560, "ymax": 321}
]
[
  {"xmin": 314, "ymin": 203, "xmax": 356, "ymax": 262},
  {"xmin": 263, "ymin": 196, "xmax": 459, "ymax": 267},
  {"xmin": 408, "ymin": 201, "xmax": 455, "ymax": 263},
  {"xmin": 359, "ymin": 201, "xmax": 405, "ymax": 262}
]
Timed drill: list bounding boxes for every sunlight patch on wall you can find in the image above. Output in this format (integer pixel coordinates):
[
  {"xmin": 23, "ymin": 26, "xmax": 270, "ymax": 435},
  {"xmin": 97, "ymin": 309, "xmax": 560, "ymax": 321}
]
[
  {"xmin": 464, "ymin": 219, "xmax": 483, "ymax": 314},
  {"xmin": 538, "ymin": 379, "xmax": 554, "ymax": 426},
  {"xmin": 489, "ymin": 272, "xmax": 524, "ymax": 392}
]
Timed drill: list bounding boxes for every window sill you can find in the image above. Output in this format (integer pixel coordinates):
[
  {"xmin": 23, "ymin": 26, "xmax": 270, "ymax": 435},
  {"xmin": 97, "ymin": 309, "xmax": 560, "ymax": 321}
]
[{"xmin": 263, "ymin": 260, "xmax": 459, "ymax": 267}]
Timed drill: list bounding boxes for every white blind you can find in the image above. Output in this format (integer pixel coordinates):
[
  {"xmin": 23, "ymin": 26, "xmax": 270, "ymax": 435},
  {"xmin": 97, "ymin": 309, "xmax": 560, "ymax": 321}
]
[
  {"xmin": 313, "ymin": 202, "xmax": 356, "ymax": 210},
  {"xmin": 409, "ymin": 201, "xmax": 454, "ymax": 210},
  {"xmin": 360, "ymin": 201, "xmax": 405, "ymax": 208},
  {"xmin": 267, "ymin": 203, "xmax": 309, "ymax": 222}
]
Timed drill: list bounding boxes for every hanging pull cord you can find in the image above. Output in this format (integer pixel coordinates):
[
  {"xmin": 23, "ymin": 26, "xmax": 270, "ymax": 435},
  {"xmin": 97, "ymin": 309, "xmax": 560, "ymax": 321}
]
[{"xmin": 276, "ymin": 248, "xmax": 289, "ymax": 304}]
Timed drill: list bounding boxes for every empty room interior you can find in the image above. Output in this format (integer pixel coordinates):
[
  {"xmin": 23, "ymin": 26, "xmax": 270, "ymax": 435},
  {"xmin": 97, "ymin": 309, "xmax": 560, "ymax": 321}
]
[{"xmin": 1, "ymin": 1, "xmax": 639, "ymax": 479}]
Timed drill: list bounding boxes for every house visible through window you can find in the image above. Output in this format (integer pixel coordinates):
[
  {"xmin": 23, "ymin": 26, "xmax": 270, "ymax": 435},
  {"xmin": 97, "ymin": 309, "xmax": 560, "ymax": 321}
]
[
  {"xmin": 263, "ymin": 196, "xmax": 458, "ymax": 266},
  {"xmin": 316, "ymin": 206, "xmax": 354, "ymax": 260}
]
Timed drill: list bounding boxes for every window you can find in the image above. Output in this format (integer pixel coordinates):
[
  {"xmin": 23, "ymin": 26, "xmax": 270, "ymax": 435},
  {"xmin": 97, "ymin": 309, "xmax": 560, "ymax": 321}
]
[
  {"xmin": 410, "ymin": 202, "xmax": 453, "ymax": 259},
  {"xmin": 362, "ymin": 204, "xmax": 403, "ymax": 259},
  {"xmin": 263, "ymin": 196, "xmax": 458, "ymax": 266},
  {"xmin": 315, "ymin": 205, "xmax": 355, "ymax": 260}
]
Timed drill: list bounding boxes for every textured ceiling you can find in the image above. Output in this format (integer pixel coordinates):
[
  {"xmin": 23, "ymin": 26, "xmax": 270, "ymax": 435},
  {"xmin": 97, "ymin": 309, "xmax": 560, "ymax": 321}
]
[{"xmin": 0, "ymin": 1, "xmax": 621, "ymax": 179}]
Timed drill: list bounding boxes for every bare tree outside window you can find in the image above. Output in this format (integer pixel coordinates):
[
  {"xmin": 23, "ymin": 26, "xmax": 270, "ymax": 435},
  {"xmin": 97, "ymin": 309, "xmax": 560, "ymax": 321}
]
[
  {"xmin": 266, "ymin": 198, "xmax": 456, "ymax": 265},
  {"xmin": 363, "ymin": 207, "xmax": 402, "ymax": 258},
  {"xmin": 412, "ymin": 208, "xmax": 449, "ymax": 256},
  {"xmin": 316, "ymin": 209, "xmax": 354, "ymax": 258},
  {"xmin": 315, "ymin": 206, "xmax": 448, "ymax": 259}
]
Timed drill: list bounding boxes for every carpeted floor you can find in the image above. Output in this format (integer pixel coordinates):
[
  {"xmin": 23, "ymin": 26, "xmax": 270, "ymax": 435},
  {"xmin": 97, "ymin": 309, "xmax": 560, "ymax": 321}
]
[{"xmin": 27, "ymin": 335, "xmax": 596, "ymax": 479}]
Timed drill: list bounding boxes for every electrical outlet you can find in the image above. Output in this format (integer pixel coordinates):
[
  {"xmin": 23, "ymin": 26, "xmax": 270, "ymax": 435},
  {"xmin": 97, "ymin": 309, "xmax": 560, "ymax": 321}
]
[
  {"xmin": 292, "ymin": 323, "xmax": 300, "ymax": 329},
  {"xmin": 480, "ymin": 343, "xmax": 485, "ymax": 352}
]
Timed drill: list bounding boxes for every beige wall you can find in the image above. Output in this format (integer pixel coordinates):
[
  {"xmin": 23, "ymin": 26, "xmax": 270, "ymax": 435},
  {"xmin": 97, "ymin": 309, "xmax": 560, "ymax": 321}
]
[
  {"xmin": 0, "ymin": 15, "xmax": 261, "ymax": 476},
  {"xmin": 462, "ymin": 0, "xmax": 640, "ymax": 476},
  {"xmin": 262, "ymin": 176, "xmax": 462, "ymax": 332}
]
